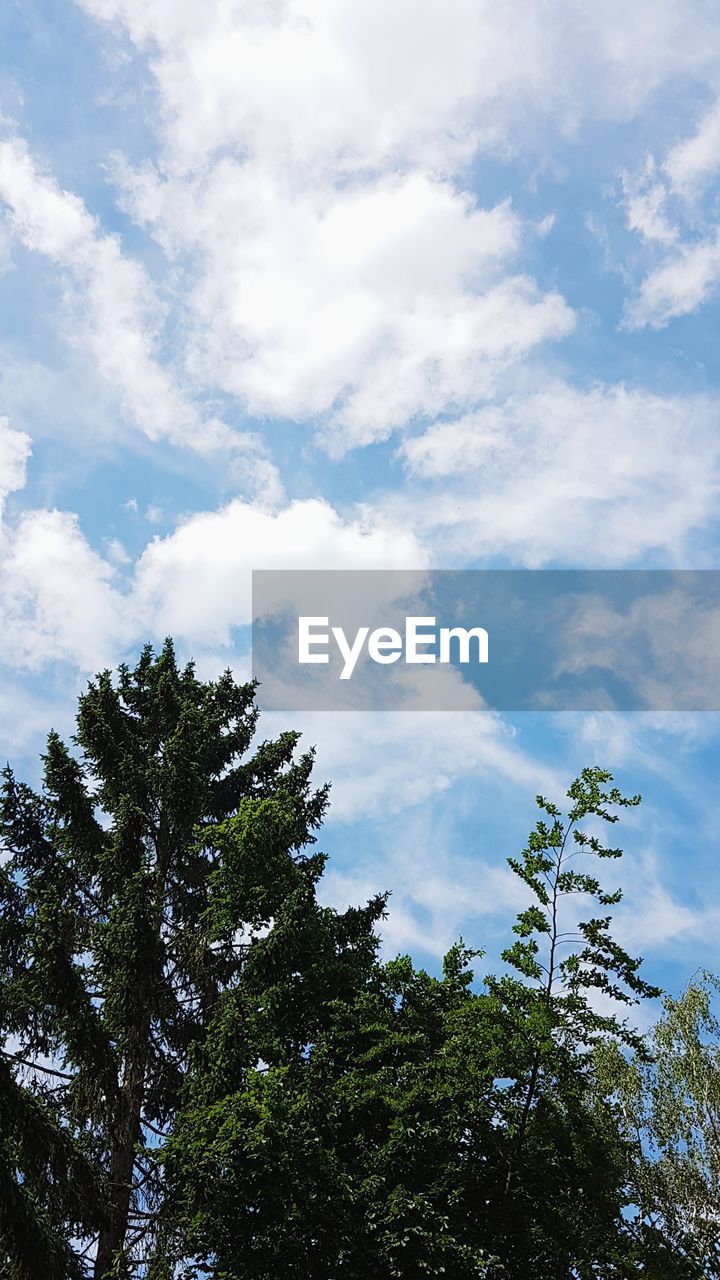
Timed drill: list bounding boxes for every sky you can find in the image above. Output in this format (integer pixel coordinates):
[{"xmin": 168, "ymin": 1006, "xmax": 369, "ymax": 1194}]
[{"xmin": 2, "ymin": 0, "xmax": 720, "ymax": 1008}]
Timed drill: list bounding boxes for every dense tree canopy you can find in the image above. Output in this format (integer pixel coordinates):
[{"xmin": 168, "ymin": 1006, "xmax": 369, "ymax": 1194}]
[
  {"xmin": 0, "ymin": 641, "xmax": 384, "ymax": 1277},
  {"xmin": 164, "ymin": 765, "xmax": 667, "ymax": 1280},
  {"xmin": 0, "ymin": 642, "xmax": 717, "ymax": 1278},
  {"xmin": 603, "ymin": 973, "xmax": 720, "ymax": 1279}
]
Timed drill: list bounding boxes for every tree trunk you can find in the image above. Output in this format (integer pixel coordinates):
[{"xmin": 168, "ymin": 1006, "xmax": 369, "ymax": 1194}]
[{"xmin": 93, "ymin": 1030, "xmax": 148, "ymax": 1279}]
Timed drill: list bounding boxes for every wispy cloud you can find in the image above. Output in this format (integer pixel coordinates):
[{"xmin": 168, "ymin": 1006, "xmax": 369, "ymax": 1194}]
[
  {"xmin": 621, "ymin": 98, "xmax": 720, "ymax": 327},
  {"xmin": 0, "ymin": 133, "xmax": 281, "ymax": 500},
  {"xmin": 398, "ymin": 381, "xmax": 720, "ymax": 564}
]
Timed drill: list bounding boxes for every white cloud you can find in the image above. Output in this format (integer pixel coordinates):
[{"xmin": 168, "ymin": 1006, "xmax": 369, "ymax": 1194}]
[
  {"xmin": 621, "ymin": 98, "xmax": 720, "ymax": 327},
  {"xmin": 104, "ymin": 537, "xmax": 131, "ymax": 565},
  {"xmin": 0, "ymin": 465, "xmax": 430, "ymax": 667},
  {"xmin": 575, "ymin": 710, "xmax": 718, "ymax": 772},
  {"xmin": 323, "ymin": 853, "xmax": 528, "ymax": 960},
  {"xmin": 664, "ymin": 98, "xmax": 720, "ymax": 197},
  {"xmin": 624, "ymin": 233, "xmax": 720, "ymax": 328},
  {"xmin": 0, "ymin": 134, "xmax": 280, "ymax": 500},
  {"xmin": 316, "ymin": 731, "xmax": 557, "ymax": 956},
  {"xmin": 112, "ymin": 158, "xmax": 572, "ymax": 453},
  {"xmin": 397, "ymin": 381, "xmax": 720, "ymax": 564},
  {"xmin": 324, "ymin": 786, "xmax": 720, "ymax": 965},
  {"xmin": 42, "ymin": 0, "xmax": 720, "ymax": 453},
  {"xmin": 0, "ymin": 434, "xmax": 566, "ymax": 824},
  {"xmin": 77, "ymin": 0, "xmax": 605, "ymax": 453},
  {"xmin": 299, "ymin": 707, "xmax": 561, "ymax": 823},
  {"xmin": 0, "ymin": 424, "xmax": 127, "ymax": 673},
  {"xmin": 0, "ymin": 415, "xmax": 31, "ymax": 516},
  {"xmin": 553, "ymin": 583, "xmax": 720, "ymax": 711},
  {"xmin": 133, "ymin": 496, "xmax": 428, "ymax": 644},
  {"xmin": 81, "ymin": 0, "xmax": 720, "ymax": 173},
  {"xmin": 0, "ymin": 508, "xmax": 129, "ymax": 671},
  {"xmin": 0, "ymin": 479, "xmax": 567, "ymax": 826},
  {"xmin": 79, "ymin": 0, "xmax": 720, "ymax": 452},
  {"xmin": 621, "ymin": 158, "xmax": 678, "ymax": 247},
  {"xmin": 0, "ymin": 681, "xmax": 78, "ymax": 757},
  {"xmin": 615, "ymin": 847, "xmax": 720, "ymax": 953}
]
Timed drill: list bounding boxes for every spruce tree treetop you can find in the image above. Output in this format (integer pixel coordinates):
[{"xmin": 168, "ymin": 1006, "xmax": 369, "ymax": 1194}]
[
  {"xmin": 0, "ymin": 640, "xmax": 385, "ymax": 1278},
  {"xmin": 0, "ymin": 648, "xmax": 681, "ymax": 1280}
]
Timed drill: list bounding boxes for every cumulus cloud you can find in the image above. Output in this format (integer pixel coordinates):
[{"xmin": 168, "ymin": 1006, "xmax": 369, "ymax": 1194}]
[
  {"xmin": 0, "ymin": 439, "xmax": 560, "ymax": 821},
  {"xmin": 73, "ymin": 0, "xmax": 720, "ymax": 452},
  {"xmin": 65, "ymin": 1, "xmax": 598, "ymax": 451},
  {"xmin": 111, "ymin": 156, "xmax": 573, "ymax": 453},
  {"xmin": 398, "ymin": 381, "xmax": 720, "ymax": 564},
  {"xmin": 132, "ymin": 496, "xmax": 428, "ymax": 643},
  {"xmin": 0, "ymin": 439, "xmax": 429, "ymax": 668},
  {"xmin": 11, "ymin": 0, "xmax": 720, "ymax": 455},
  {"xmin": 80, "ymin": 0, "xmax": 720, "ymax": 172},
  {"xmin": 0, "ymin": 508, "xmax": 130, "ymax": 670},
  {"xmin": 3, "ymin": 376, "xmax": 715, "ymax": 683}
]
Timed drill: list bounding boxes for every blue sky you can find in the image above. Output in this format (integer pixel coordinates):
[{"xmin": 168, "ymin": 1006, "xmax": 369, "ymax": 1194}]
[{"xmin": 2, "ymin": 0, "xmax": 720, "ymax": 1012}]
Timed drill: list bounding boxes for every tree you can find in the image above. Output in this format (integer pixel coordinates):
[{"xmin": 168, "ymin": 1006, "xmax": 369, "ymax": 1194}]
[
  {"xmin": 603, "ymin": 973, "xmax": 720, "ymax": 1278},
  {"xmin": 483, "ymin": 767, "xmax": 663, "ymax": 1276},
  {"xmin": 163, "ymin": 767, "xmax": 665, "ymax": 1280},
  {"xmin": 0, "ymin": 640, "xmax": 385, "ymax": 1278},
  {"xmin": 0, "ymin": 1051, "xmax": 101, "ymax": 1279},
  {"xmin": 0, "ymin": 651, "xmax": 681, "ymax": 1278},
  {"xmin": 164, "ymin": 943, "xmax": 500, "ymax": 1279},
  {"xmin": 0, "ymin": 775, "xmax": 103, "ymax": 1278}
]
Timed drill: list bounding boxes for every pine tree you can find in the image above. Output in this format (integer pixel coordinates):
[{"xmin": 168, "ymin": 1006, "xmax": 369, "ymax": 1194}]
[
  {"xmin": 0, "ymin": 1052, "xmax": 101, "ymax": 1278},
  {"xmin": 0, "ymin": 656, "xmax": 678, "ymax": 1280},
  {"xmin": 0, "ymin": 640, "xmax": 385, "ymax": 1278}
]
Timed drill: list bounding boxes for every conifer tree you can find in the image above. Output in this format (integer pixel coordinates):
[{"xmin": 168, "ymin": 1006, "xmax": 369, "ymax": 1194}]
[
  {"xmin": 0, "ymin": 641, "xmax": 385, "ymax": 1278},
  {"xmin": 0, "ymin": 1050, "xmax": 101, "ymax": 1278},
  {"xmin": 0, "ymin": 651, "xmax": 680, "ymax": 1279}
]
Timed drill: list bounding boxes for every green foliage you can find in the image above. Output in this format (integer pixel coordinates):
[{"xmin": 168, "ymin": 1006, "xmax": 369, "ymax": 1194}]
[
  {"xmin": 477, "ymin": 768, "xmax": 664, "ymax": 1277},
  {"xmin": 164, "ymin": 945, "xmax": 499, "ymax": 1278},
  {"xmin": 163, "ymin": 766, "xmax": 665, "ymax": 1280},
  {"xmin": 0, "ymin": 650, "xmax": 695, "ymax": 1280},
  {"xmin": 0, "ymin": 641, "xmax": 384, "ymax": 1277},
  {"xmin": 500, "ymin": 767, "xmax": 659, "ymax": 1048},
  {"xmin": 601, "ymin": 973, "xmax": 720, "ymax": 1278},
  {"xmin": 0, "ymin": 1056, "xmax": 102, "ymax": 1279}
]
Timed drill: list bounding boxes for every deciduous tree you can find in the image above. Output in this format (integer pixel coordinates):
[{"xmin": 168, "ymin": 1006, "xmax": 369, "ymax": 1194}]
[
  {"xmin": 165, "ymin": 767, "xmax": 666, "ymax": 1280},
  {"xmin": 604, "ymin": 973, "xmax": 720, "ymax": 1278}
]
